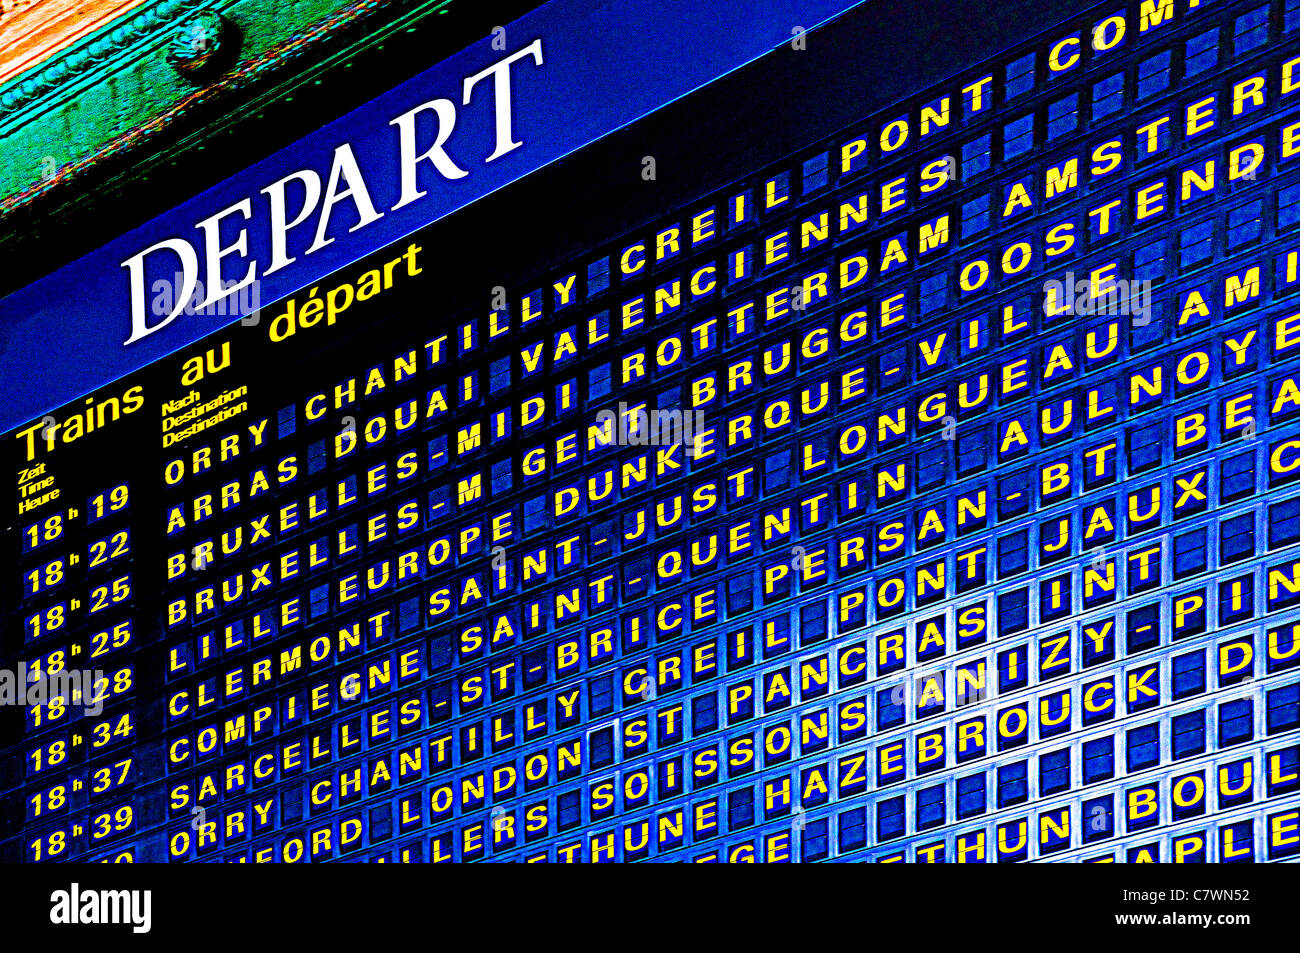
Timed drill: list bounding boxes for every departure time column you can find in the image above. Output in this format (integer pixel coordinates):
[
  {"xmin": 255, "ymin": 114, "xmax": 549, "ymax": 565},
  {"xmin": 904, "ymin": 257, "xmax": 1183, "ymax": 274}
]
[{"xmin": 0, "ymin": 388, "xmax": 152, "ymax": 863}]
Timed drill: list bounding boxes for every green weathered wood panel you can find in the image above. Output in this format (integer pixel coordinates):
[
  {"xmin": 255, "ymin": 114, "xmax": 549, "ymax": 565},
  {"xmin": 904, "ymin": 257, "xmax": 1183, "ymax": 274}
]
[{"xmin": 0, "ymin": 0, "xmax": 454, "ymax": 206}]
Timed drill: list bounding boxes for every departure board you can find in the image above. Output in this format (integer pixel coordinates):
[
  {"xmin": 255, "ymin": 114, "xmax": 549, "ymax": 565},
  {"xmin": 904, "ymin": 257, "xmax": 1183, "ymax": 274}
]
[{"xmin": 3, "ymin": 0, "xmax": 1300, "ymax": 866}]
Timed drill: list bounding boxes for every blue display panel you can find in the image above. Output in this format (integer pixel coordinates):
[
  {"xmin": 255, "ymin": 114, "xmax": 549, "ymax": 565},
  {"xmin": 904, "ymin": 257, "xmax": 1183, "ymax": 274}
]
[
  {"xmin": 0, "ymin": 0, "xmax": 870, "ymax": 433},
  {"xmin": 3, "ymin": 0, "xmax": 1300, "ymax": 864}
]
